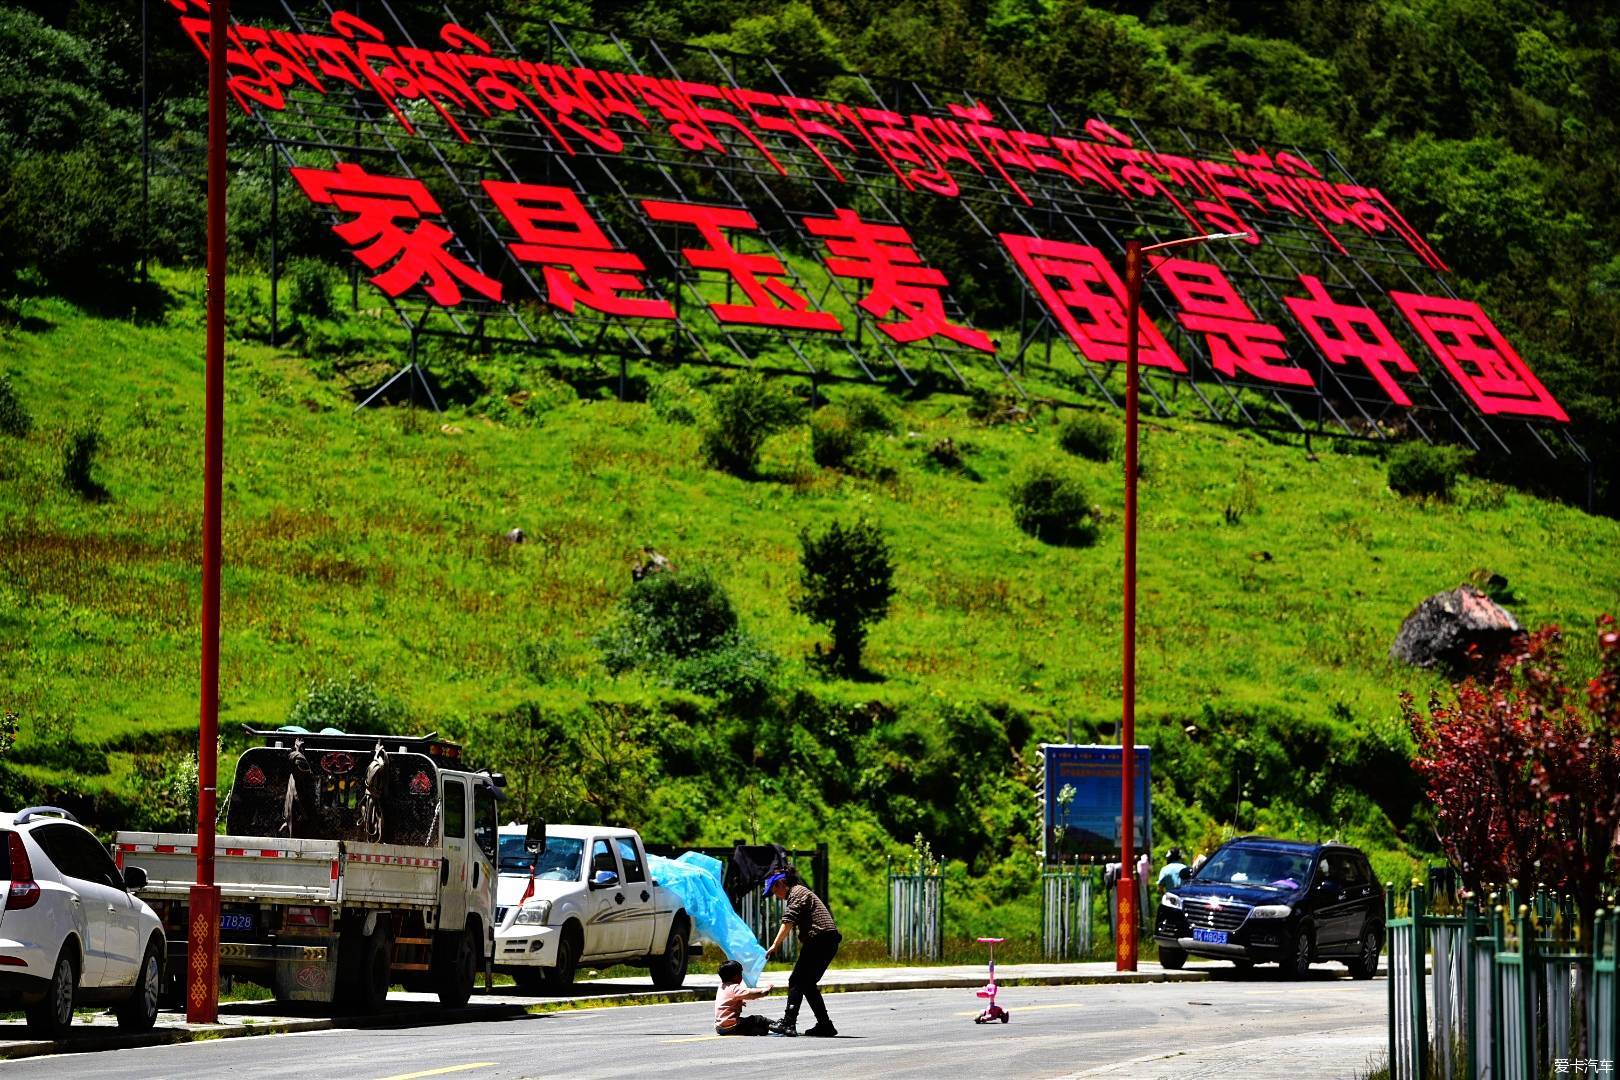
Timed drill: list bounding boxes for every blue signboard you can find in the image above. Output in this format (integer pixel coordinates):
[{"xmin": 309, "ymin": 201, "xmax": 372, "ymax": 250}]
[{"xmin": 1042, "ymin": 744, "xmax": 1151, "ymax": 861}]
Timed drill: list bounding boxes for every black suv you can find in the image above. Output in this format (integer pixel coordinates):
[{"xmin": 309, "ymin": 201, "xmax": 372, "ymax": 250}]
[{"xmin": 1153, "ymin": 837, "xmax": 1383, "ymax": 978}]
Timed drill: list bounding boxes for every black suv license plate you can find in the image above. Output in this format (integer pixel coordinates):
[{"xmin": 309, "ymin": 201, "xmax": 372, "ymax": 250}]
[{"xmin": 1192, "ymin": 928, "xmax": 1228, "ymax": 945}]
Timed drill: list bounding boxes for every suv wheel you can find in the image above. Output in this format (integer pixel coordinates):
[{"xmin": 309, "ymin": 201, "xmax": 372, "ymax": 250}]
[
  {"xmin": 1285, "ymin": 927, "xmax": 1314, "ymax": 980},
  {"xmin": 26, "ymin": 948, "xmax": 78, "ymax": 1039},
  {"xmin": 1347, "ymin": 929, "xmax": 1380, "ymax": 980},
  {"xmin": 1157, "ymin": 945, "xmax": 1186, "ymax": 970},
  {"xmin": 116, "ymin": 941, "xmax": 163, "ymax": 1031}
]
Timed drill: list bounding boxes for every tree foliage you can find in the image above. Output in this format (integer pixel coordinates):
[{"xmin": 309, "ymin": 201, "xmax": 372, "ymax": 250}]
[{"xmin": 793, "ymin": 517, "xmax": 896, "ymax": 675}]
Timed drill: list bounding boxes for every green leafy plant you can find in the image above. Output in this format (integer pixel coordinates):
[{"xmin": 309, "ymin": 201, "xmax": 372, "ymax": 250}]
[
  {"xmin": 793, "ymin": 517, "xmax": 896, "ymax": 675},
  {"xmin": 1387, "ymin": 441, "xmax": 1471, "ymax": 499},
  {"xmin": 61, "ymin": 422, "xmax": 105, "ymax": 498},
  {"xmin": 699, "ymin": 371, "xmax": 801, "ymax": 476},
  {"xmin": 810, "ymin": 406, "xmax": 866, "ymax": 469},
  {"xmin": 286, "ymin": 677, "xmax": 406, "ymax": 733},
  {"xmin": 597, "ymin": 567, "xmax": 740, "ymax": 671},
  {"xmin": 285, "ymin": 257, "xmax": 338, "ymax": 323},
  {"xmin": 1009, "ymin": 464, "xmax": 1097, "ymax": 546},
  {"xmin": 1056, "ymin": 413, "xmax": 1117, "ymax": 462},
  {"xmin": 0, "ymin": 374, "xmax": 32, "ymax": 437}
]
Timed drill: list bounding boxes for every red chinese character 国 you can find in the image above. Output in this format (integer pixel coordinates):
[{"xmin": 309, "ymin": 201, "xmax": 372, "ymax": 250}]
[
  {"xmin": 805, "ymin": 209, "xmax": 991, "ymax": 351},
  {"xmin": 483, "ymin": 180, "xmax": 674, "ymax": 320},
  {"xmin": 999, "ymin": 234, "xmax": 1185, "ymax": 371},
  {"xmin": 1150, "ymin": 255, "xmax": 1312, "ymax": 388},
  {"xmin": 1283, "ymin": 276, "xmax": 1418, "ymax": 406},
  {"xmin": 291, "ymin": 162, "xmax": 502, "ymax": 307},
  {"xmin": 1389, "ymin": 292, "xmax": 1568, "ymax": 421},
  {"xmin": 639, "ymin": 201, "xmax": 841, "ymax": 331}
]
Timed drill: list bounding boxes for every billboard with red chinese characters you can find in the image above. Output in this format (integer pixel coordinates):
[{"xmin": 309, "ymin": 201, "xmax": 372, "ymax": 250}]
[{"xmin": 163, "ymin": 0, "xmax": 1576, "ymax": 451}]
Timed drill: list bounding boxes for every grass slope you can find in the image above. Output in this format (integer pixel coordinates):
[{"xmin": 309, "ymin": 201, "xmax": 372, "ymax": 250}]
[{"xmin": 2, "ymin": 267, "xmax": 1618, "ymax": 943}]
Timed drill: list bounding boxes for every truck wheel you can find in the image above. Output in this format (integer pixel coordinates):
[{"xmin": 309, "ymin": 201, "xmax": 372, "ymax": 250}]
[
  {"xmin": 353, "ymin": 932, "xmax": 392, "ymax": 1014},
  {"xmin": 544, "ymin": 929, "xmax": 579, "ymax": 993},
  {"xmin": 434, "ymin": 930, "xmax": 476, "ymax": 1008},
  {"xmin": 512, "ymin": 968, "xmax": 546, "ymax": 994},
  {"xmin": 649, "ymin": 918, "xmax": 689, "ymax": 990},
  {"xmin": 115, "ymin": 940, "xmax": 163, "ymax": 1031},
  {"xmin": 25, "ymin": 947, "xmax": 78, "ymax": 1039}
]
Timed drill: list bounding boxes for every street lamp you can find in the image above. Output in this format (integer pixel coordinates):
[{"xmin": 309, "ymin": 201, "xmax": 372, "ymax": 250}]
[{"xmin": 1116, "ymin": 230, "xmax": 1248, "ymax": 973}]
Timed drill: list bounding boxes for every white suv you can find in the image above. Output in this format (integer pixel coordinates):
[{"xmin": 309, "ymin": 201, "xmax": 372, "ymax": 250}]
[{"xmin": 0, "ymin": 807, "xmax": 166, "ymax": 1037}]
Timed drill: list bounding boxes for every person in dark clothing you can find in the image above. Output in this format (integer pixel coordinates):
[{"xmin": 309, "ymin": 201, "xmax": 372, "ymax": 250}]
[{"xmin": 764, "ymin": 866, "xmax": 840, "ymax": 1038}]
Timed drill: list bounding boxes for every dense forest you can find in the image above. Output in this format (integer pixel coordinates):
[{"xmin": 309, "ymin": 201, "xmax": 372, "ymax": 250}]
[{"xmin": 3, "ymin": 0, "xmax": 1619, "ymax": 947}]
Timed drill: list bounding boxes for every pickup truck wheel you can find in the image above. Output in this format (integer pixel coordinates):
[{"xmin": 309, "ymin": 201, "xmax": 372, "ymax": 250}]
[
  {"xmin": 115, "ymin": 941, "xmax": 163, "ymax": 1031},
  {"xmin": 353, "ymin": 932, "xmax": 392, "ymax": 1014},
  {"xmin": 543, "ymin": 930, "xmax": 579, "ymax": 993},
  {"xmin": 649, "ymin": 919, "xmax": 689, "ymax": 990},
  {"xmin": 512, "ymin": 968, "xmax": 546, "ymax": 994},
  {"xmin": 25, "ymin": 948, "xmax": 78, "ymax": 1039},
  {"xmin": 1157, "ymin": 945, "xmax": 1186, "ymax": 970},
  {"xmin": 435, "ymin": 930, "xmax": 476, "ymax": 1008}
]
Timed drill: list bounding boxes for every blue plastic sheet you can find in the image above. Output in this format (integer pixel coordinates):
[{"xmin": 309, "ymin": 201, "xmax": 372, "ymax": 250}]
[{"xmin": 647, "ymin": 852, "xmax": 767, "ymax": 986}]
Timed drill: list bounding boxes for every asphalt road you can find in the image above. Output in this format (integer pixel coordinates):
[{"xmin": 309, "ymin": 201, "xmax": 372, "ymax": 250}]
[{"xmin": 0, "ymin": 972, "xmax": 1387, "ymax": 1080}]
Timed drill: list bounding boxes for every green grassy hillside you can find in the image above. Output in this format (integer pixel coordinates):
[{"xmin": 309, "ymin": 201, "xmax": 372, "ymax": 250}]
[{"xmin": 3, "ymin": 267, "xmax": 1618, "ymax": 944}]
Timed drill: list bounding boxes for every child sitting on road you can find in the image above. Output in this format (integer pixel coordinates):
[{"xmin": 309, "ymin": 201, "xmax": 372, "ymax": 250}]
[{"xmin": 715, "ymin": 960, "xmax": 773, "ymax": 1036}]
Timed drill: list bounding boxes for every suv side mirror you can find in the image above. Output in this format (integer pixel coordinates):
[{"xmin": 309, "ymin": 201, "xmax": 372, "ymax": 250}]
[
  {"xmin": 525, "ymin": 821, "xmax": 546, "ymax": 852},
  {"xmin": 591, "ymin": 869, "xmax": 619, "ymax": 890},
  {"xmin": 1178, "ymin": 866, "xmax": 1192, "ymax": 883},
  {"xmin": 123, "ymin": 866, "xmax": 148, "ymax": 891}
]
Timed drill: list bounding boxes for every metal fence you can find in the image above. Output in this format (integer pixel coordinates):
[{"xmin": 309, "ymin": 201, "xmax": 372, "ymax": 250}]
[
  {"xmin": 888, "ymin": 871, "xmax": 944, "ymax": 961},
  {"xmin": 1041, "ymin": 866, "xmax": 1094, "ymax": 959},
  {"xmin": 1387, "ymin": 884, "xmax": 1619, "ymax": 1080},
  {"xmin": 736, "ymin": 889, "xmax": 796, "ymax": 961}
]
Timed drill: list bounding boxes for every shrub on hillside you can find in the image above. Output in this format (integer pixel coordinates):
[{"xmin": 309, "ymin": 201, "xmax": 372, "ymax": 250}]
[
  {"xmin": 810, "ymin": 406, "xmax": 866, "ymax": 469},
  {"xmin": 1057, "ymin": 413, "xmax": 1117, "ymax": 462},
  {"xmin": 598, "ymin": 568, "xmax": 740, "ymax": 672},
  {"xmin": 286, "ymin": 677, "xmax": 406, "ymax": 733},
  {"xmin": 1387, "ymin": 441, "xmax": 1470, "ymax": 498},
  {"xmin": 61, "ymin": 423, "xmax": 105, "ymax": 498},
  {"xmin": 793, "ymin": 518, "xmax": 896, "ymax": 675},
  {"xmin": 839, "ymin": 388, "xmax": 900, "ymax": 434},
  {"xmin": 286, "ymin": 257, "xmax": 338, "ymax": 322},
  {"xmin": 127, "ymin": 752, "xmax": 198, "ymax": 832},
  {"xmin": 648, "ymin": 371, "xmax": 702, "ymax": 425},
  {"xmin": 0, "ymin": 374, "xmax": 31, "ymax": 437},
  {"xmin": 699, "ymin": 372, "xmax": 800, "ymax": 476},
  {"xmin": 1010, "ymin": 464, "xmax": 1097, "ymax": 546}
]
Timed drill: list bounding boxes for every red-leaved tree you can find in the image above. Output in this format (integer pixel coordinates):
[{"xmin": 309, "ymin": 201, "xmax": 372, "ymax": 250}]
[{"xmin": 1404, "ymin": 615, "xmax": 1620, "ymax": 938}]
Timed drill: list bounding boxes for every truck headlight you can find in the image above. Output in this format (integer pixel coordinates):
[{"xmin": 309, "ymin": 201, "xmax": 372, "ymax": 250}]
[
  {"xmin": 1249, "ymin": 904, "xmax": 1292, "ymax": 919},
  {"xmin": 1161, "ymin": 893, "xmax": 1181, "ymax": 910},
  {"xmin": 515, "ymin": 901, "xmax": 552, "ymax": 925}
]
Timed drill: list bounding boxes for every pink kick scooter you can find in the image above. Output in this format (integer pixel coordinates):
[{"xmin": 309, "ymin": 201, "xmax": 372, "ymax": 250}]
[{"xmin": 973, "ymin": 937, "xmax": 1010, "ymax": 1024}]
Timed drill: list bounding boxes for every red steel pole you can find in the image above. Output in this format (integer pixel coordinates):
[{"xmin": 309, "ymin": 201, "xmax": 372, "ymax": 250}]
[
  {"xmin": 188, "ymin": 0, "xmax": 228, "ymax": 1026},
  {"xmin": 1117, "ymin": 240, "xmax": 1142, "ymax": 972}
]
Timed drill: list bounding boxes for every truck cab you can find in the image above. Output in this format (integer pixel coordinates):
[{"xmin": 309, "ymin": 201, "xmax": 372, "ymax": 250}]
[{"xmin": 493, "ymin": 824, "xmax": 690, "ymax": 993}]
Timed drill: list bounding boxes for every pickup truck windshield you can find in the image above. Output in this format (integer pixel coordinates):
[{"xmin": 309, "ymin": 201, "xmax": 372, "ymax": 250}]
[
  {"xmin": 1195, "ymin": 847, "xmax": 1313, "ymax": 891},
  {"xmin": 499, "ymin": 836, "xmax": 584, "ymax": 881}
]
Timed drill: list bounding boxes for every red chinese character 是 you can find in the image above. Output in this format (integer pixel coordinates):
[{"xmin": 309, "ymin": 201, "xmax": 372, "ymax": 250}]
[
  {"xmin": 1151, "ymin": 255, "xmax": 1313, "ymax": 388},
  {"xmin": 999, "ymin": 234, "xmax": 1185, "ymax": 371},
  {"xmin": 805, "ymin": 209, "xmax": 991, "ymax": 351},
  {"xmin": 1284, "ymin": 275, "xmax": 1418, "ymax": 406},
  {"xmin": 290, "ymin": 163, "xmax": 502, "ymax": 307},
  {"xmin": 639, "ymin": 201, "xmax": 841, "ymax": 331},
  {"xmin": 1390, "ymin": 292, "xmax": 1568, "ymax": 422},
  {"xmin": 483, "ymin": 180, "xmax": 674, "ymax": 320}
]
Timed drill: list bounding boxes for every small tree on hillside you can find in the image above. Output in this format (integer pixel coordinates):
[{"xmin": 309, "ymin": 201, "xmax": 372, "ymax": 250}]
[
  {"xmin": 1404, "ymin": 615, "xmax": 1620, "ymax": 942},
  {"xmin": 700, "ymin": 371, "xmax": 800, "ymax": 477},
  {"xmin": 793, "ymin": 518, "xmax": 896, "ymax": 675}
]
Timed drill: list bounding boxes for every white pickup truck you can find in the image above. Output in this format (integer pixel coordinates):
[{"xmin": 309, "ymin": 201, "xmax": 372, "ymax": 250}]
[
  {"xmin": 115, "ymin": 729, "xmax": 501, "ymax": 1012},
  {"xmin": 493, "ymin": 824, "xmax": 692, "ymax": 992}
]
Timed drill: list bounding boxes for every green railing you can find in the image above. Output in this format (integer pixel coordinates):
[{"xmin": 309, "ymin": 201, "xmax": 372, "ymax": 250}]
[
  {"xmin": 1387, "ymin": 883, "xmax": 1618, "ymax": 1080},
  {"xmin": 887, "ymin": 869, "xmax": 943, "ymax": 961},
  {"xmin": 1040, "ymin": 865, "xmax": 1094, "ymax": 959}
]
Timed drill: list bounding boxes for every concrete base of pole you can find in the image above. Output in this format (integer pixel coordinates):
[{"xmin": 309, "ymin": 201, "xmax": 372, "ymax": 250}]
[{"xmin": 186, "ymin": 884, "xmax": 221, "ymax": 1024}]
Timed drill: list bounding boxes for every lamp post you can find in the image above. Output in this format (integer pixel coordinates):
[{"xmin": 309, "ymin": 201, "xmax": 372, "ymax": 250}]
[{"xmin": 1116, "ymin": 230, "xmax": 1248, "ymax": 973}]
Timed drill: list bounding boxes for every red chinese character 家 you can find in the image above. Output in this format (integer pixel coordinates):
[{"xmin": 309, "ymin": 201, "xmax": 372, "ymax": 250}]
[
  {"xmin": 1284, "ymin": 276, "xmax": 1418, "ymax": 406},
  {"xmin": 640, "ymin": 201, "xmax": 840, "ymax": 331},
  {"xmin": 1390, "ymin": 292, "xmax": 1568, "ymax": 421},
  {"xmin": 483, "ymin": 180, "xmax": 674, "ymax": 320},
  {"xmin": 1151, "ymin": 255, "xmax": 1313, "ymax": 388},
  {"xmin": 999, "ymin": 234, "xmax": 1185, "ymax": 371},
  {"xmin": 806, "ymin": 209, "xmax": 991, "ymax": 350},
  {"xmin": 291, "ymin": 163, "xmax": 502, "ymax": 307}
]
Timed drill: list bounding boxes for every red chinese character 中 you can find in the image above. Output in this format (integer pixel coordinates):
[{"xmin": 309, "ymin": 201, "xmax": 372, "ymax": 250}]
[
  {"xmin": 805, "ymin": 209, "xmax": 991, "ymax": 351},
  {"xmin": 1151, "ymin": 255, "xmax": 1313, "ymax": 388},
  {"xmin": 483, "ymin": 180, "xmax": 674, "ymax": 320},
  {"xmin": 1283, "ymin": 275, "xmax": 1419, "ymax": 406},
  {"xmin": 1389, "ymin": 292, "xmax": 1568, "ymax": 422},
  {"xmin": 999, "ymin": 234, "xmax": 1185, "ymax": 371},
  {"xmin": 639, "ymin": 201, "xmax": 841, "ymax": 331},
  {"xmin": 291, "ymin": 163, "xmax": 502, "ymax": 307}
]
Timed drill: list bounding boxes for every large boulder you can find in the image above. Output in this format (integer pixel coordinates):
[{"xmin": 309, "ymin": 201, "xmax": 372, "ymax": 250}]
[{"xmin": 1391, "ymin": 584, "xmax": 1523, "ymax": 675}]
